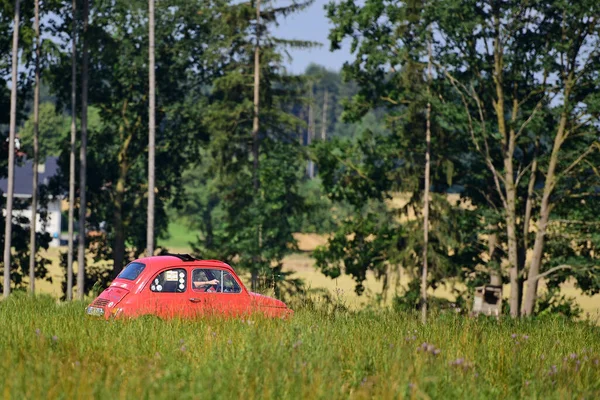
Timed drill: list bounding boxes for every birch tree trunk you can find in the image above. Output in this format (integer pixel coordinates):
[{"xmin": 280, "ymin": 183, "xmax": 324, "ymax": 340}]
[
  {"xmin": 522, "ymin": 106, "xmax": 570, "ymax": 316},
  {"xmin": 147, "ymin": 0, "xmax": 156, "ymax": 257},
  {"xmin": 3, "ymin": 0, "xmax": 20, "ymax": 298},
  {"xmin": 491, "ymin": 14, "xmax": 520, "ymax": 317},
  {"xmin": 29, "ymin": 0, "xmax": 40, "ymax": 295},
  {"xmin": 77, "ymin": 0, "xmax": 89, "ymax": 300},
  {"xmin": 421, "ymin": 38, "xmax": 432, "ymax": 325},
  {"xmin": 67, "ymin": 0, "xmax": 77, "ymax": 301},
  {"xmin": 250, "ymin": 0, "xmax": 261, "ymax": 291}
]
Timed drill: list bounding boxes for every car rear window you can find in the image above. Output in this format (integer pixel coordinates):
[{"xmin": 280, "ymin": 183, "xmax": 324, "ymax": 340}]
[{"xmin": 117, "ymin": 262, "xmax": 146, "ymax": 281}]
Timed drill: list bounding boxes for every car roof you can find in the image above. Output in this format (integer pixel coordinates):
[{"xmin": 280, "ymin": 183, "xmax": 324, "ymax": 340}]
[{"xmin": 131, "ymin": 255, "xmax": 236, "ymax": 274}]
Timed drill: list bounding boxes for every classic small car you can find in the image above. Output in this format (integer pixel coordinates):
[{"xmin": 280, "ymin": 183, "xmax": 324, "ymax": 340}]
[{"xmin": 86, "ymin": 254, "xmax": 293, "ymax": 319}]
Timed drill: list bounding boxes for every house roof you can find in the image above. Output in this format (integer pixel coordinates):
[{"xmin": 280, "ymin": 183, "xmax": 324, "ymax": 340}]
[{"xmin": 0, "ymin": 156, "xmax": 60, "ymax": 197}]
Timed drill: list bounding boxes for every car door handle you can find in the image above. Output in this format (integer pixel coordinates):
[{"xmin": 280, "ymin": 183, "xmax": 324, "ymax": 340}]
[{"xmin": 189, "ymin": 298, "xmax": 202, "ymax": 303}]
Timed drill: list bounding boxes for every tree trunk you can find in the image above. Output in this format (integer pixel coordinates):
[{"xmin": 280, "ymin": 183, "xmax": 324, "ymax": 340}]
[
  {"xmin": 146, "ymin": 0, "xmax": 156, "ymax": 257},
  {"xmin": 307, "ymin": 83, "xmax": 315, "ymax": 178},
  {"xmin": 66, "ymin": 0, "xmax": 77, "ymax": 301},
  {"xmin": 491, "ymin": 13, "xmax": 519, "ymax": 317},
  {"xmin": 250, "ymin": 0, "xmax": 261, "ymax": 292},
  {"xmin": 518, "ymin": 142, "xmax": 538, "ymax": 314},
  {"xmin": 321, "ymin": 89, "xmax": 328, "ymax": 141},
  {"xmin": 77, "ymin": 0, "xmax": 89, "ymax": 300},
  {"xmin": 28, "ymin": 0, "xmax": 40, "ymax": 295},
  {"xmin": 112, "ymin": 170, "xmax": 127, "ymax": 278},
  {"xmin": 505, "ymin": 178, "xmax": 519, "ymax": 317},
  {"xmin": 522, "ymin": 109, "xmax": 569, "ymax": 316},
  {"xmin": 3, "ymin": 0, "xmax": 20, "ymax": 298},
  {"xmin": 421, "ymin": 38, "xmax": 432, "ymax": 325}
]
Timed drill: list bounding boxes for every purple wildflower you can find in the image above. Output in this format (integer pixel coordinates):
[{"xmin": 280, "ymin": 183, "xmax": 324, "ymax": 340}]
[
  {"xmin": 569, "ymin": 353, "xmax": 577, "ymax": 360},
  {"xmin": 35, "ymin": 329, "xmax": 41, "ymax": 336},
  {"xmin": 433, "ymin": 349, "xmax": 441, "ymax": 356},
  {"xmin": 511, "ymin": 333, "xmax": 517, "ymax": 339},
  {"xmin": 293, "ymin": 340, "xmax": 302, "ymax": 349},
  {"xmin": 51, "ymin": 335, "xmax": 58, "ymax": 342},
  {"xmin": 522, "ymin": 335, "xmax": 529, "ymax": 340},
  {"xmin": 180, "ymin": 345, "xmax": 187, "ymax": 352}
]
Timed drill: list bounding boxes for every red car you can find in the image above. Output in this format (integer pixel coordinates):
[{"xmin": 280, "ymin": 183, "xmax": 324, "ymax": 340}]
[{"xmin": 86, "ymin": 254, "xmax": 293, "ymax": 320}]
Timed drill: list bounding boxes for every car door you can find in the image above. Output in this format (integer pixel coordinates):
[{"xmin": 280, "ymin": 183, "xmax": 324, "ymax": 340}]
[
  {"xmin": 189, "ymin": 267, "xmax": 251, "ymax": 317},
  {"xmin": 143, "ymin": 267, "xmax": 192, "ymax": 318}
]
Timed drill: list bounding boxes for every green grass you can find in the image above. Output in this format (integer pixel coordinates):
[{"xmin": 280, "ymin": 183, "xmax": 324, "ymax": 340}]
[{"xmin": 1, "ymin": 294, "xmax": 599, "ymax": 399}]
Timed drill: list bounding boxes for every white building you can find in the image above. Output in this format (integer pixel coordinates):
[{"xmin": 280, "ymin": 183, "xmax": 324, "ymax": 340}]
[{"xmin": 1, "ymin": 157, "xmax": 63, "ymax": 247}]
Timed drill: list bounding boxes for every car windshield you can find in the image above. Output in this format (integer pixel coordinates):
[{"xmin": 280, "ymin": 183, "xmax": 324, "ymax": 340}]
[{"xmin": 117, "ymin": 262, "xmax": 145, "ymax": 281}]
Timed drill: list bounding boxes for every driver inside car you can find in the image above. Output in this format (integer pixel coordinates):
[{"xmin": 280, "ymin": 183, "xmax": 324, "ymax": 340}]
[{"xmin": 192, "ymin": 270, "xmax": 220, "ymax": 292}]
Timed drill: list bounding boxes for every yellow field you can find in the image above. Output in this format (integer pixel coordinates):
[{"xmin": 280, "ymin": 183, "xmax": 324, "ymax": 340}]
[{"xmin": 33, "ymin": 232, "xmax": 600, "ymax": 320}]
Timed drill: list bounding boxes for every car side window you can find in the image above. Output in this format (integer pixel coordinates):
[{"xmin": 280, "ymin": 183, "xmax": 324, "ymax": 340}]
[
  {"xmin": 150, "ymin": 268, "xmax": 186, "ymax": 293},
  {"xmin": 192, "ymin": 269, "xmax": 241, "ymax": 293}
]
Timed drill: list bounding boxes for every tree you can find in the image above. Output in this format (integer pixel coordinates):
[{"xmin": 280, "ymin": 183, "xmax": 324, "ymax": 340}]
[
  {"xmin": 316, "ymin": 0, "xmax": 463, "ymax": 305},
  {"xmin": 421, "ymin": 36, "xmax": 432, "ymax": 324},
  {"xmin": 66, "ymin": 0, "xmax": 77, "ymax": 301},
  {"xmin": 185, "ymin": 0, "xmax": 316, "ymax": 294},
  {"xmin": 520, "ymin": 0, "xmax": 600, "ymax": 315},
  {"xmin": 78, "ymin": 0, "xmax": 89, "ymax": 300},
  {"xmin": 3, "ymin": 0, "xmax": 20, "ymax": 298},
  {"xmin": 29, "ymin": 0, "xmax": 41, "ymax": 295},
  {"xmin": 146, "ymin": 0, "xmax": 155, "ymax": 257},
  {"xmin": 46, "ymin": 0, "xmax": 229, "ymax": 290},
  {"xmin": 431, "ymin": 0, "xmax": 600, "ymax": 316}
]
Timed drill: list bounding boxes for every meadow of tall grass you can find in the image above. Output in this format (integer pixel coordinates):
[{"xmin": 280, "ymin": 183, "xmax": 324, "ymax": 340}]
[{"xmin": 0, "ymin": 294, "xmax": 599, "ymax": 399}]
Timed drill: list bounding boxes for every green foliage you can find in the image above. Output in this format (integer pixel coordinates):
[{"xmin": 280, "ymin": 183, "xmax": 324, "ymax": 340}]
[
  {"xmin": 18, "ymin": 102, "xmax": 70, "ymax": 160},
  {"xmin": 2, "ymin": 295, "xmax": 600, "ymax": 398},
  {"xmin": 176, "ymin": 0, "xmax": 317, "ymax": 292},
  {"xmin": 536, "ymin": 289, "xmax": 583, "ymax": 320},
  {"xmin": 48, "ymin": 0, "xmax": 225, "ymax": 279},
  {"xmin": 289, "ymin": 178, "xmax": 339, "ymax": 234}
]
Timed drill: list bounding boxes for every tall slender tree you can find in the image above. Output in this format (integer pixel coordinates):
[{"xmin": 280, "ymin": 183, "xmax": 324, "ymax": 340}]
[
  {"xmin": 250, "ymin": 0, "xmax": 261, "ymax": 291},
  {"xmin": 421, "ymin": 37, "xmax": 432, "ymax": 325},
  {"xmin": 147, "ymin": 0, "xmax": 155, "ymax": 257},
  {"xmin": 191, "ymin": 0, "xmax": 316, "ymax": 294},
  {"xmin": 28, "ymin": 0, "xmax": 41, "ymax": 295},
  {"xmin": 3, "ymin": 0, "xmax": 20, "ymax": 298},
  {"xmin": 77, "ymin": 0, "xmax": 89, "ymax": 300},
  {"xmin": 66, "ymin": 0, "xmax": 77, "ymax": 301}
]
